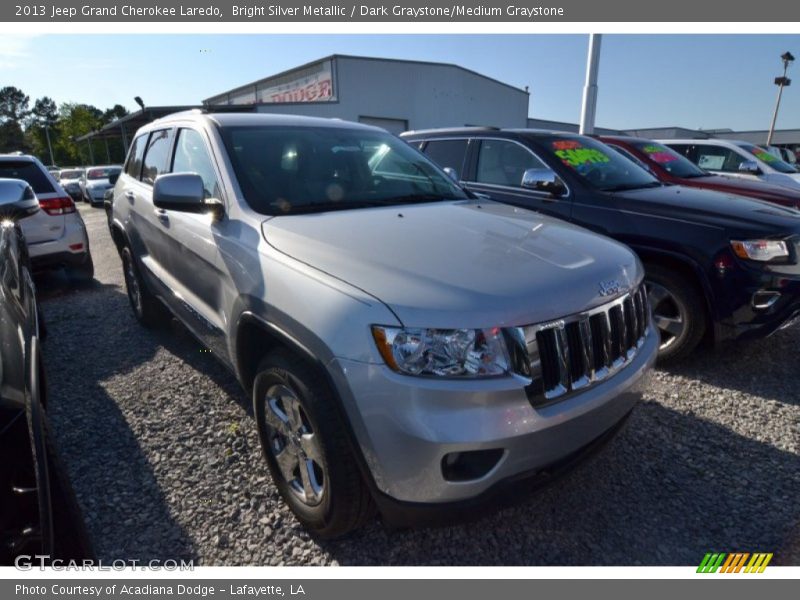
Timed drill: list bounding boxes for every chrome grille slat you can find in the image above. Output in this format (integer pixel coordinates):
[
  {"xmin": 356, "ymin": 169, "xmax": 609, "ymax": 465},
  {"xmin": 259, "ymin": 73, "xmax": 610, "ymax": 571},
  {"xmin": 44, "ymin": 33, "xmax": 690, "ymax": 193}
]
[{"xmin": 522, "ymin": 283, "xmax": 651, "ymax": 407}]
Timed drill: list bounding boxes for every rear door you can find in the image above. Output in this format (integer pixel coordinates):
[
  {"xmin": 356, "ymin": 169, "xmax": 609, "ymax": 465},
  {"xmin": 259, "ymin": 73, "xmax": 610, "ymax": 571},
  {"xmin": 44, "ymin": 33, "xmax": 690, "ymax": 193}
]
[
  {"xmin": 0, "ymin": 159, "xmax": 65, "ymax": 244},
  {"xmin": 126, "ymin": 128, "xmax": 175, "ymax": 281}
]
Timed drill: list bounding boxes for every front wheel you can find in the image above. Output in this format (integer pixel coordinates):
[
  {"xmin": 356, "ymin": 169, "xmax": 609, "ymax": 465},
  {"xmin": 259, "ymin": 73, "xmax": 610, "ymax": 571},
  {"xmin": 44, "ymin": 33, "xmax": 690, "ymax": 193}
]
[
  {"xmin": 644, "ymin": 264, "xmax": 707, "ymax": 362},
  {"xmin": 253, "ymin": 351, "xmax": 373, "ymax": 538}
]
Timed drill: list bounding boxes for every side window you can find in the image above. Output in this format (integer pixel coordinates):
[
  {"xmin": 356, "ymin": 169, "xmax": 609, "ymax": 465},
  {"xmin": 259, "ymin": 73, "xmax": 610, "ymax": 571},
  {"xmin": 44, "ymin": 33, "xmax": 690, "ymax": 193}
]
[
  {"xmin": 693, "ymin": 145, "xmax": 746, "ymax": 172},
  {"xmin": 171, "ymin": 129, "xmax": 222, "ymax": 200},
  {"xmin": 124, "ymin": 133, "xmax": 148, "ymax": 179},
  {"xmin": 141, "ymin": 129, "xmax": 173, "ymax": 186},
  {"xmin": 475, "ymin": 139, "xmax": 547, "ymax": 187},
  {"xmin": 422, "ymin": 139, "xmax": 469, "ymax": 178}
]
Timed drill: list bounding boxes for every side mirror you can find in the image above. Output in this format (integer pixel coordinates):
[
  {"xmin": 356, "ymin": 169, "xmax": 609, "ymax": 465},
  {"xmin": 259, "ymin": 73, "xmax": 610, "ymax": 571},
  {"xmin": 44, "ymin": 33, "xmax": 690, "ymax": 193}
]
[
  {"xmin": 443, "ymin": 167, "xmax": 459, "ymax": 182},
  {"xmin": 0, "ymin": 181, "xmax": 40, "ymax": 221},
  {"xmin": 108, "ymin": 171, "xmax": 120, "ymax": 185},
  {"xmin": 153, "ymin": 173, "xmax": 223, "ymax": 219},
  {"xmin": 521, "ymin": 168, "xmax": 567, "ymax": 196},
  {"xmin": 738, "ymin": 160, "xmax": 761, "ymax": 175}
]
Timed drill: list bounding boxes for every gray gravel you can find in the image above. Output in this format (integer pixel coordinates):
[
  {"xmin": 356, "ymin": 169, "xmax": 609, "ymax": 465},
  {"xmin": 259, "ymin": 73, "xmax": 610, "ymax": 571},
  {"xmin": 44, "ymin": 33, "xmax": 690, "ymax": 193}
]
[{"xmin": 38, "ymin": 204, "xmax": 799, "ymax": 566}]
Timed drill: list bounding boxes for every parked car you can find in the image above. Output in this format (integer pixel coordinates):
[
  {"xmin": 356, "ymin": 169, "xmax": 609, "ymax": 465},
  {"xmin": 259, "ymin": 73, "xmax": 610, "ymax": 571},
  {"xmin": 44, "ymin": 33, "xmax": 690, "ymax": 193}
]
[
  {"xmin": 111, "ymin": 112, "xmax": 656, "ymax": 537},
  {"xmin": 0, "ymin": 154, "xmax": 94, "ymax": 281},
  {"xmin": 404, "ymin": 128, "xmax": 800, "ymax": 361},
  {"xmin": 80, "ymin": 165, "xmax": 122, "ymax": 207},
  {"xmin": 661, "ymin": 138, "xmax": 800, "ymax": 191},
  {"xmin": 764, "ymin": 145, "xmax": 797, "ymax": 165},
  {"xmin": 58, "ymin": 168, "xmax": 85, "ymax": 202},
  {"xmin": 599, "ymin": 136, "xmax": 800, "ymax": 209},
  {"xmin": 0, "ymin": 180, "xmax": 94, "ymax": 565}
]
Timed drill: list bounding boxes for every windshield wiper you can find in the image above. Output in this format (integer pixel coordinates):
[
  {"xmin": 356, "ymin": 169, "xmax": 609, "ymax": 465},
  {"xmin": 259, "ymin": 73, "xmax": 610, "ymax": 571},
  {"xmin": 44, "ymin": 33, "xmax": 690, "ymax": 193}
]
[
  {"xmin": 604, "ymin": 181, "xmax": 663, "ymax": 192},
  {"xmin": 274, "ymin": 195, "xmax": 453, "ymax": 215}
]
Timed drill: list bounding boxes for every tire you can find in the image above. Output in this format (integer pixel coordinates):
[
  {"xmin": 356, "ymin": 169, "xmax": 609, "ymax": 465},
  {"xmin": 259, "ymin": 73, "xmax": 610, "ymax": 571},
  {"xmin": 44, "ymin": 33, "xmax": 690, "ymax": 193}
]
[
  {"xmin": 65, "ymin": 253, "xmax": 94, "ymax": 284},
  {"xmin": 253, "ymin": 350, "xmax": 373, "ymax": 538},
  {"xmin": 644, "ymin": 263, "xmax": 707, "ymax": 362},
  {"xmin": 120, "ymin": 246, "xmax": 167, "ymax": 328}
]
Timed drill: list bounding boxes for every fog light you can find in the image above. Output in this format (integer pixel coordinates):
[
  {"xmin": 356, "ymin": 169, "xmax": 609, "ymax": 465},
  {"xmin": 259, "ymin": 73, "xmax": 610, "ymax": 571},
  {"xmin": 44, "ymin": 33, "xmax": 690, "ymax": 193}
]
[
  {"xmin": 441, "ymin": 448, "xmax": 504, "ymax": 482},
  {"xmin": 752, "ymin": 291, "xmax": 780, "ymax": 310}
]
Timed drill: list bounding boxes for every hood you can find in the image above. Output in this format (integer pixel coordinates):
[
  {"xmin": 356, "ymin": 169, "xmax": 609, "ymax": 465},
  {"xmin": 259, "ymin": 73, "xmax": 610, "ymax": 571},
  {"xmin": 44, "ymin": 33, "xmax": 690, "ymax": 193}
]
[
  {"xmin": 262, "ymin": 200, "xmax": 641, "ymax": 328},
  {"xmin": 614, "ymin": 184, "xmax": 800, "ymax": 235},
  {"xmin": 685, "ymin": 175, "xmax": 800, "ymax": 208}
]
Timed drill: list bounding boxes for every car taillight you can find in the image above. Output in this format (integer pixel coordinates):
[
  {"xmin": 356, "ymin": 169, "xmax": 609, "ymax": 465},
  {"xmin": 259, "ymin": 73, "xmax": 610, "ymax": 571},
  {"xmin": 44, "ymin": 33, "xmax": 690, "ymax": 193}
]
[{"xmin": 39, "ymin": 196, "xmax": 76, "ymax": 216}]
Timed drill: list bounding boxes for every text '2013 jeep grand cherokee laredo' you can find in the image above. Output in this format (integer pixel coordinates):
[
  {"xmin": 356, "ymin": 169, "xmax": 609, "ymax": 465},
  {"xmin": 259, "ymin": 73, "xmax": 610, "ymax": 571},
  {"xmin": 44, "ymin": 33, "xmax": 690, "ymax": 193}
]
[{"xmin": 111, "ymin": 112, "xmax": 656, "ymax": 537}]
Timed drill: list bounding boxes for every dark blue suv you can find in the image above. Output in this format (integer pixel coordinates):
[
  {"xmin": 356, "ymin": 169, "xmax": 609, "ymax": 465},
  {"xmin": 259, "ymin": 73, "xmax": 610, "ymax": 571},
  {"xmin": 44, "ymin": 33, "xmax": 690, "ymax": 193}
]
[{"xmin": 403, "ymin": 128, "xmax": 800, "ymax": 361}]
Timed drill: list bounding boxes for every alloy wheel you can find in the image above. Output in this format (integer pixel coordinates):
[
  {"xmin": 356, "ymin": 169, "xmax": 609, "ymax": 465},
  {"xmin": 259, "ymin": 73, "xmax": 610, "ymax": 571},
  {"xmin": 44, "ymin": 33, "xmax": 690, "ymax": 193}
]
[
  {"xmin": 646, "ymin": 281, "xmax": 687, "ymax": 351},
  {"xmin": 263, "ymin": 384, "xmax": 325, "ymax": 507},
  {"xmin": 123, "ymin": 253, "xmax": 142, "ymax": 315}
]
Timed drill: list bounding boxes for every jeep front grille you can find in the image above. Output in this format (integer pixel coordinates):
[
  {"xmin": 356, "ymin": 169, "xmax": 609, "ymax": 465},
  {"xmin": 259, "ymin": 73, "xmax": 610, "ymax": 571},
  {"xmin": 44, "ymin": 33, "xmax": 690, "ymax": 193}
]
[{"xmin": 518, "ymin": 284, "xmax": 650, "ymax": 406}]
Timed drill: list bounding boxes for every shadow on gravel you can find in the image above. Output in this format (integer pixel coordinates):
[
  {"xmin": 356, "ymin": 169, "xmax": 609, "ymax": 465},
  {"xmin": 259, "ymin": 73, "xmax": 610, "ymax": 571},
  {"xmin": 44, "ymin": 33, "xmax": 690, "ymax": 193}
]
[
  {"xmin": 318, "ymin": 401, "xmax": 800, "ymax": 566},
  {"xmin": 658, "ymin": 324, "xmax": 800, "ymax": 407},
  {"xmin": 38, "ymin": 278, "xmax": 200, "ymax": 563}
]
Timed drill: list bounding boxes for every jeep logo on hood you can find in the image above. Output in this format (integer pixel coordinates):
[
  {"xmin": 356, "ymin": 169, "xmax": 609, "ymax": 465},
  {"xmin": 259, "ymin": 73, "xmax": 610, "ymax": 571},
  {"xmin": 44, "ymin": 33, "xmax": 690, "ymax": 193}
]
[{"xmin": 598, "ymin": 279, "xmax": 626, "ymax": 297}]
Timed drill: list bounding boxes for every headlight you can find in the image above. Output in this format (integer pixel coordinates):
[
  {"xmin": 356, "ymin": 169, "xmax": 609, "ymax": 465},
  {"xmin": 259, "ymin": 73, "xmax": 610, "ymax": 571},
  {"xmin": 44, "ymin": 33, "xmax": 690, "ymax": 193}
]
[
  {"xmin": 371, "ymin": 326, "xmax": 511, "ymax": 378},
  {"xmin": 730, "ymin": 239, "xmax": 790, "ymax": 262}
]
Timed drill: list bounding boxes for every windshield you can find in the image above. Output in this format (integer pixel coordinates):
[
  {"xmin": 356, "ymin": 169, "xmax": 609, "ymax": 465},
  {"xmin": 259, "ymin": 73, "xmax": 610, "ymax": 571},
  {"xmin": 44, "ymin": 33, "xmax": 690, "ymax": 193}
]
[
  {"xmin": 540, "ymin": 135, "xmax": 661, "ymax": 192},
  {"xmin": 629, "ymin": 141, "xmax": 708, "ymax": 178},
  {"xmin": 738, "ymin": 144, "xmax": 798, "ymax": 174},
  {"xmin": 60, "ymin": 169, "xmax": 84, "ymax": 179},
  {"xmin": 220, "ymin": 126, "xmax": 468, "ymax": 215},
  {"xmin": 87, "ymin": 167, "xmax": 121, "ymax": 180}
]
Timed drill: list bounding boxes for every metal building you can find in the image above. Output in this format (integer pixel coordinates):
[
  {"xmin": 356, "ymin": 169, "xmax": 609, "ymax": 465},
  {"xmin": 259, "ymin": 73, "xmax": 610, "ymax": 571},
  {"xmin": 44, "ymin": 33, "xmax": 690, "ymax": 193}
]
[{"xmin": 203, "ymin": 55, "xmax": 530, "ymax": 134}]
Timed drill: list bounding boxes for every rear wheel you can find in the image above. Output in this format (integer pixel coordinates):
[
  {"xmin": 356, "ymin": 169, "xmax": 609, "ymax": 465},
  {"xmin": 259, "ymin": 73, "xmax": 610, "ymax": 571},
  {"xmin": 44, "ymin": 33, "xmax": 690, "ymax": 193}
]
[
  {"xmin": 644, "ymin": 263, "xmax": 707, "ymax": 362},
  {"xmin": 253, "ymin": 351, "xmax": 373, "ymax": 538},
  {"xmin": 121, "ymin": 246, "xmax": 166, "ymax": 328}
]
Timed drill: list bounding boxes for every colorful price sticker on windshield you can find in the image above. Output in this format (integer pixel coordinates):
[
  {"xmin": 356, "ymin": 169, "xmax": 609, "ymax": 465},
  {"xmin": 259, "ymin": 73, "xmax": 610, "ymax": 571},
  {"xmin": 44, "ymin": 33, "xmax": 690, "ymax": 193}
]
[
  {"xmin": 752, "ymin": 147, "xmax": 777, "ymax": 162},
  {"xmin": 553, "ymin": 140, "xmax": 610, "ymax": 167},
  {"xmin": 642, "ymin": 144, "xmax": 677, "ymax": 164}
]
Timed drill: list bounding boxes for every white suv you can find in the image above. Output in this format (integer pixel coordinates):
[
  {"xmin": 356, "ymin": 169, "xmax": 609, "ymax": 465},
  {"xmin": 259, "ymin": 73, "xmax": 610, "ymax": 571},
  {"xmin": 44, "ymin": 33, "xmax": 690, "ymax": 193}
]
[
  {"xmin": 662, "ymin": 138, "xmax": 800, "ymax": 190},
  {"xmin": 0, "ymin": 154, "xmax": 94, "ymax": 281}
]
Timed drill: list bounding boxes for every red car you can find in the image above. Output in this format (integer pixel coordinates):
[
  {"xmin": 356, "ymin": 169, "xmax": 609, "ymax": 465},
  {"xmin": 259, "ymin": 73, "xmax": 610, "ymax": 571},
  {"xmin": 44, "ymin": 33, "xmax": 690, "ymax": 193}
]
[{"xmin": 599, "ymin": 135, "xmax": 800, "ymax": 209}]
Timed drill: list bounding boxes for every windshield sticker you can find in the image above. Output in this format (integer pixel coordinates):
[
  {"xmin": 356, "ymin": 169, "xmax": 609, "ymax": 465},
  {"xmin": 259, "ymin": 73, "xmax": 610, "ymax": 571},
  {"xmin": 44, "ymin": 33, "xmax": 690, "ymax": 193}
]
[
  {"xmin": 641, "ymin": 144, "xmax": 677, "ymax": 164},
  {"xmin": 751, "ymin": 147, "xmax": 777, "ymax": 162},
  {"xmin": 552, "ymin": 140, "xmax": 611, "ymax": 167}
]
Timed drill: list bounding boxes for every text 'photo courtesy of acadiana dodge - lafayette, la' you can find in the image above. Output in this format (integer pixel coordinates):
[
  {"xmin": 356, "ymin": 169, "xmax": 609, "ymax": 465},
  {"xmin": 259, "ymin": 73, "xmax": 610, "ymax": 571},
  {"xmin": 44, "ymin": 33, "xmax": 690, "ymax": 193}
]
[{"xmin": 16, "ymin": 584, "xmax": 305, "ymax": 597}]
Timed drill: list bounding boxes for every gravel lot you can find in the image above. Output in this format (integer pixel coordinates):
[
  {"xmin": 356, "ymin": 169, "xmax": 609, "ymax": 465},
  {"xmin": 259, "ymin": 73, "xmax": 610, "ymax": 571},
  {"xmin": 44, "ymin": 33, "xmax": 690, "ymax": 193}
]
[{"xmin": 37, "ymin": 204, "xmax": 799, "ymax": 566}]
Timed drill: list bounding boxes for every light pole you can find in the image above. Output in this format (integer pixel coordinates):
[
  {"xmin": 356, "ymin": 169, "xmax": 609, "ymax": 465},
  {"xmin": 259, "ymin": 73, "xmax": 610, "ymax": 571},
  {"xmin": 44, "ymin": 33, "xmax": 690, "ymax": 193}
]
[
  {"xmin": 579, "ymin": 34, "xmax": 602, "ymax": 135},
  {"xmin": 767, "ymin": 51, "xmax": 794, "ymax": 146}
]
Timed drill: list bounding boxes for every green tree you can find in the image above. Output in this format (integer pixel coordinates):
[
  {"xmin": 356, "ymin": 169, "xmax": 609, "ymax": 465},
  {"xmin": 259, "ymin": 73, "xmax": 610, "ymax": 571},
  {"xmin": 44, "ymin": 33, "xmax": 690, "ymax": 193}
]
[
  {"xmin": 0, "ymin": 86, "xmax": 30, "ymax": 123},
  {"xmin": 26, "ymin": 96, "xmax": 59, "ymax": 164},
  {"xmin": 55, "ymin": 103, "xmax": 103, "ymax": 165}
]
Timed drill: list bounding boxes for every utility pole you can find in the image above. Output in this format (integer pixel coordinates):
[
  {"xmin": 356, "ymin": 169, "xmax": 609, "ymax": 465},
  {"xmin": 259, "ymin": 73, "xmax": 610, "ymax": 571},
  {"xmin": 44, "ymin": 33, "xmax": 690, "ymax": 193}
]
[
  {"xmin": 44, "ymin": 125, "xmax": 54, "ymax": 166},
  {"xmin": 767, "ymin": 51, "xmax": 794, "ymax": 146},
  {"xmin": 579, "ymin": 34, "xmax": 602, "ymax": 135}
]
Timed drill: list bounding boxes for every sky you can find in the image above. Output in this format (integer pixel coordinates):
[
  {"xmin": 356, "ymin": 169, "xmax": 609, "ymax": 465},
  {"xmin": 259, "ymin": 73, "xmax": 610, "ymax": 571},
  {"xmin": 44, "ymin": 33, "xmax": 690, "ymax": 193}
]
[{"xmin": 3, "ymin": 34, "xmax": 799, "ymax": 131}]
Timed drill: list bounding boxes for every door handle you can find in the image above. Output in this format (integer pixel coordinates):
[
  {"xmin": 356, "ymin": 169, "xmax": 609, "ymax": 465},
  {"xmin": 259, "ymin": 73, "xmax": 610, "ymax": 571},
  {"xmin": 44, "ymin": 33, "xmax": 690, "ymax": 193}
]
[
  {"xmin": 124, "ymin": 190, "xmax": 135, "ymax": 202},
  {"xmin": 154, "ymin": 208, "xmax": 169, "ymax": 223}
]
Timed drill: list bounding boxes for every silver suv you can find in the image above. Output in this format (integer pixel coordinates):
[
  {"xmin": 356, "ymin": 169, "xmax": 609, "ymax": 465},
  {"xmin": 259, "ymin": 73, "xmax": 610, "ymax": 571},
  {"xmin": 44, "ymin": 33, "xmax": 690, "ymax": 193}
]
[{"xmin": 111, "ymin": 112, "xmax": 657, "ymax": 537}]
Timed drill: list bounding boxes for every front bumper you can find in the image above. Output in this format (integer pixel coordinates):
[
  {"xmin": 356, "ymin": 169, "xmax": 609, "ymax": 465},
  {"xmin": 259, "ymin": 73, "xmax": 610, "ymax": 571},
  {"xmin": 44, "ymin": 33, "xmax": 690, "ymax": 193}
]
[
  {"xmin": 329, "ymin": 325, "xmax": 657, "ymax": 505},
  {"xmin": 712, "ymin": 261, "xmax": 800, "ymax": 342}
]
